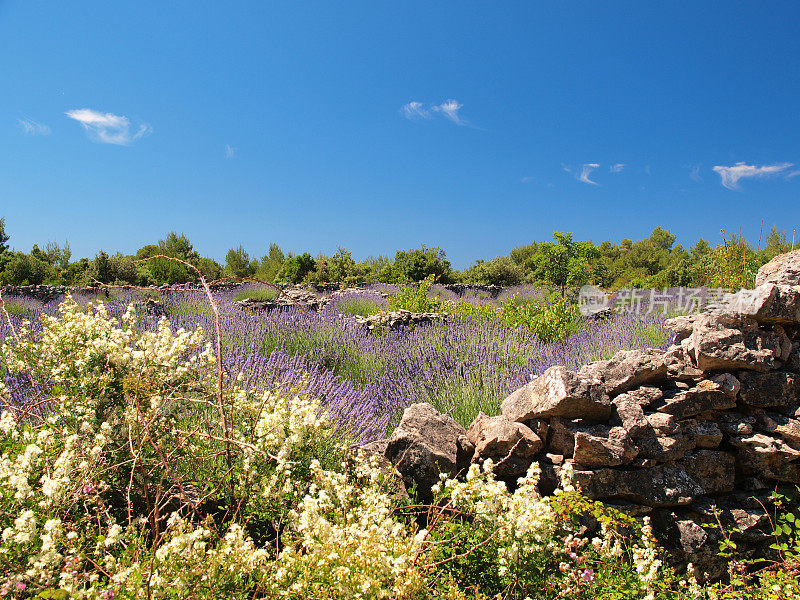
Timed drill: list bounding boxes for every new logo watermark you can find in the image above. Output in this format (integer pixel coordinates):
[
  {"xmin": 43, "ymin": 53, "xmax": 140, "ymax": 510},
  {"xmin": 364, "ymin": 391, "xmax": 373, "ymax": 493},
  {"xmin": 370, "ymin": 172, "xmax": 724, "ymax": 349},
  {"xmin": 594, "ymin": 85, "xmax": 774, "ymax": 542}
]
[{"xmin": 577, "ymin": 285, "xmax": 610, "ymax": 316}]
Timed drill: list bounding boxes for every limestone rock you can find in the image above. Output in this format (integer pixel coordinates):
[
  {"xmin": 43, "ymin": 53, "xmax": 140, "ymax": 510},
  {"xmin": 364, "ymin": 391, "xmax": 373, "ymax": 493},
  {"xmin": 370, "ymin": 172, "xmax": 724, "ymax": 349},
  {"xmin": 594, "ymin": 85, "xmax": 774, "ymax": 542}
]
[
  {"xmin": 752, "ymin": 411, "xmax": 800, "ymax": 446},
  {"xmin": 716, "ymin": 412, "xmax": 755, "ymax": 436},
  {"xmin": 687, "ymin": 312, "xmax": 783, "ymax": 372},
  {"xmin": 649, "ymin": 512, "xmax": 727, "ymax": 581},
  {"xmin": 572, "ymin": 463, "xmax": 704, "ymax": 507},
  {"xmin": 612, "ymin": 392, "xmax": 650, "ymax": 437},
  {"xmin": 786, "ymin": 342, "xmax": 800, "ymax": 374},
  {"xmin": 737, "ymin": 371, "xmax": 800, "ymax": 408},
  {"xmin": 755, "ymin": 249, "xmax": 800, "ymax": 287},
  {"xmin": 573, "ymin": 426, "xmax": 637, "ymax": 467},
  {"xmin": 501, "ymin": 366, "xmax": 610, "ymax": 422},
  {"xmin": 665, "ymin": 315, "xmax": 700, "ymax": 344},
  {"xmin": 580, "ymin": 349, "xmax": 668, "ymax": 397},
  {"xmin": 686, "ymin": 420, "xmax": 723, "ymax": 449},
  {"xmin": 634, "ymin": 431, "xmax": 696, "ymax": 462},
  {"xmin": 724, "ymin": 284, "xmax": 800, "ymax": 325},
  {"xmin": 467, "ymin": 413, "xmax": 543, "ymax": 477},
  {"xmin": 679, "ymin": 450, "xmax": 736, "ymax": 495},
  {"xmin": 384, "ymin": 403, "xmax": 474, "ymax": 499},
  {"xmin": 729, "ymin": 432, "xmax": 800, "ymax": 483},
  {"xmin": 652, "ymin": 379, "xmax": 737, "ymax": 419},
  {"xmin": 544, "ymin": 418, "xmax": 601, "ymax": 457},
  {"xmin": 663, "ymin": 345, "xmax": 706, "ymax": 382}
]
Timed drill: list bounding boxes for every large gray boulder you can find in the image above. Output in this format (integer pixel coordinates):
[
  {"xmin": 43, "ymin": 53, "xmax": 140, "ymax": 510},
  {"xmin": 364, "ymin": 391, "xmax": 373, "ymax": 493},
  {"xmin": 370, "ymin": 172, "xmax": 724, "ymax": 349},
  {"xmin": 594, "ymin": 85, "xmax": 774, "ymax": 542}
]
[
  {"xmin": 752, "ymin": 411, "xmax": 800, "ymax": 446},
  {"xmin": 466, "ymin": 413, "xmax": 543, "ymax": 477},
  {"xmin": 580, "ymin": 348, "xmax": 668, "ymax": 397},
  {"xmin": 572, "ymin": 426, "xmax": 637, "ymax": 467},
  {"xmin": 612, "ymin": 392, "xmax": 650, "ymax": 436},
  {"xmin": 687, "ymin": 312, "xmax": 783, "ymax": 372},
  {"xmin": 572, "ymin": 450, "xmax": 734, "ymax": 506},
  {"xmin": 384, "ymin": 403, "xmax": 474, "ymax": 499},
  {"xmin": 725, "ymin": 283, "xmax": 800, "ymax": 325},
  {"xmin": 572, "ymin": 463, "xmax": 703, "ymax": 507},
  {"xmin": 737, "ymin": 371, "xmax": 800, "ymax": 409},
  {"xmin": 756, "ymin": 249, "xmax": 800, "ymax": 286},
  {"xmin": 501, "ymin": 366, "xmax": 611, "ymax": 422},
  {"xmin": 729, "ymin": 432, "xmax": 800, "ymax": 483},
  {"xmin": 652, "ymin": 378, "xmax": 738, "ymax": 419},
  {"xmin": 633, "ymin": 413, "xmax": 697, "ymax": 462},
  {"xmin": 665, "ymin": 315, "xmax": 699, "ymax": 344}
]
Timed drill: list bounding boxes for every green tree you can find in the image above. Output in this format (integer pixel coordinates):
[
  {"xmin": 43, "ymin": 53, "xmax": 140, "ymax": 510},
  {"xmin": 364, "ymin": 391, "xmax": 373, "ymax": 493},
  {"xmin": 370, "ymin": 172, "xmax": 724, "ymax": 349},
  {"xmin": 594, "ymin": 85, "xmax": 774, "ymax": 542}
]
[
  {"xmin": 256, "ymin": 243, "xmax": 285, "ymax": 282},
  {"xmin": 278, "ymin": 253, "xmax": 316, "ymax": 283},
  {"xmin": 137, "ymin": 233, "xmax": 199, "ymax": 285},
  {"xmin": 0, "ymin": 252, "xmax": 53, "ymax": 285},
  {"xmin": 0, "ymin": 218, "xmax": 9, "ymax": 255},
  {"xmin": 713, "ymin": 231, "xmax": 757, "ymax": 289},
  {"xmin": 392, "ymin": 245, "xmax": 454, "ymax": 283},
  {"xmin": 462, "ymin": 256, "xmax": 524, "ymax": 286},
  {"xmin": 758, "ymin": 225, "xmax": 792, "ymax": 265},
  {"xmin": 225, "ymin": 245, "xmax": 257, "ymax": 278},
  {"xmin": 532, "ymin": 232, "xmax": 599, "ymax": 296},
  {"xmin": 45, "ymin": 241, "xmax": 72, "ymax": 270},
  {"xmin": 90, "ymin": 251, "xmax": 114, "ymax": 284},
  {"xmin": 197, "ymin": 257, "xmax": 223, "ymax": 282}
]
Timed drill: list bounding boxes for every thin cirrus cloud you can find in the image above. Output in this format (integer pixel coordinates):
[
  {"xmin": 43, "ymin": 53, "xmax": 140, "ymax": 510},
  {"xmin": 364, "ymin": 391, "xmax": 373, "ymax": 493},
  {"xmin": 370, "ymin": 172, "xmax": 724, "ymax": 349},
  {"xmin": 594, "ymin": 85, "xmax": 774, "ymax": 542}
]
[
  {"xmin": 401, "ymin": 101, "xmax": 431, "ymax": 120},
  {"xmin": 18, "ymin": 118, "xmax": 51, "ymax": 136},
  {"xmin": 712, "ymin": 161, "xmax": 793, "ymax": 190},
  {"xmin": 65, "ymin": 108, "xmax": 151, "ymax": 145},
  {"xmin": 225, "ymin": 144, "xmax": 237, "ymax": 159},
  {"xmin": 401, "ymin": 99, "xmax": 466, "ymax": 125},
  {"xmin": 609, "ymin": 163, "xmax": 625, "ymax": 173},
  {"xmin": 578, "ymin": 163, "xmax": 600, "ymax": 185}
]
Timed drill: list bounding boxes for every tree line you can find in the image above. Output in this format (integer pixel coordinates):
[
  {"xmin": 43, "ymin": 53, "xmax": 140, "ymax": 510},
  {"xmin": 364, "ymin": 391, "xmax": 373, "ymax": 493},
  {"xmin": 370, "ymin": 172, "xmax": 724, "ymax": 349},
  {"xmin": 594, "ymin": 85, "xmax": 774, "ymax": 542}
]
[{"xmin": 0, "ymin": 217, "xmax": 794, "ymax": 290}]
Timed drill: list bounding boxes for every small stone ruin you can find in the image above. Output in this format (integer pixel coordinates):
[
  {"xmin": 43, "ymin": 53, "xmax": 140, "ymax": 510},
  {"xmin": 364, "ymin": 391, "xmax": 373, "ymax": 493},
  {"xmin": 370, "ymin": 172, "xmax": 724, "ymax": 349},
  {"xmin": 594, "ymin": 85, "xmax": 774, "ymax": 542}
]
[{"xmin": 365, "ymin": 250, "xmax": 800, "ymax": 578}]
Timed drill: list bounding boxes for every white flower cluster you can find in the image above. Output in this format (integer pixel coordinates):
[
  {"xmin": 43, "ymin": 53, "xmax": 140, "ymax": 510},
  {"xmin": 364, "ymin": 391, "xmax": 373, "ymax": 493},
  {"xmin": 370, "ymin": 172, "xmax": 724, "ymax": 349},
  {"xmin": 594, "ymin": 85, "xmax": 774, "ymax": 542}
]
[
  {"xmin": 432, "ymin": 460, "xmax": 560, "ymax": 580},
  {"xmin": 271, "ymin": 457, "xmax": 425, "ymax": 598}
]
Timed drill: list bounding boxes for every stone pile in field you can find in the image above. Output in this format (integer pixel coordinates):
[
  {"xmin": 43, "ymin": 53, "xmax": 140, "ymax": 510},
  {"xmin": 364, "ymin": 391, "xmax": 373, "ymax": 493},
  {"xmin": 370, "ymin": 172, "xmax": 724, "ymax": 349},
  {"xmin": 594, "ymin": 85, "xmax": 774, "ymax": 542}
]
[
  {"xmin": 371, "ymin": 249, "xmax": 800, "ymax": 578},
  {"xmin": 237, "ymin": 286, "xmax": 329, "ymax": 312},
  {"xmin": 352, "ymin": 309, "xmax": 449, "ymax": 331}
]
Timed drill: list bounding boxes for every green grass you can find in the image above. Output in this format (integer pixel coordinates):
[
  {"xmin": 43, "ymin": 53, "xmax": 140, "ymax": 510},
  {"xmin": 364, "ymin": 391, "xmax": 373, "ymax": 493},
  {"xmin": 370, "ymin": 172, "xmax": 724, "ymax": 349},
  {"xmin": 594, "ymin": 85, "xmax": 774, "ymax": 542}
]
[
  {"xmin": 234, "ymin": 287, "xmax": 280, "ymax": 302},
  {"xmin": 334, "ymin": 297, "xmax": 385, "ymax": 317},
  {"xmin": 1, "ymin": 301, "xmax": 31, "ymax": 316}
]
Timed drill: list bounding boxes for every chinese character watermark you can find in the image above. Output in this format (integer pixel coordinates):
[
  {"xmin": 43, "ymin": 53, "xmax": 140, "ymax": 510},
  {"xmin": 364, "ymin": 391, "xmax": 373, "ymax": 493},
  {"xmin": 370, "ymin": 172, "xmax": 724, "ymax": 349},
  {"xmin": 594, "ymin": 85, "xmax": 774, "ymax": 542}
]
[{"xmin": 578, "ymin": 286, "xmax": 739, "ymax": 316}]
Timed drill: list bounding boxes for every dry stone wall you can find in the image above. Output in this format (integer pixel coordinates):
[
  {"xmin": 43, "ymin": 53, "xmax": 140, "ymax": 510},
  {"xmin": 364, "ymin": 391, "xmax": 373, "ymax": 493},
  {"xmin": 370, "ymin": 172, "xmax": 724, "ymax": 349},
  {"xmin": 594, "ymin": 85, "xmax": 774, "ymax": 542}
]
[{"xmin": 369, "ymin": 249, "xmax": 800, "ymax": 578}]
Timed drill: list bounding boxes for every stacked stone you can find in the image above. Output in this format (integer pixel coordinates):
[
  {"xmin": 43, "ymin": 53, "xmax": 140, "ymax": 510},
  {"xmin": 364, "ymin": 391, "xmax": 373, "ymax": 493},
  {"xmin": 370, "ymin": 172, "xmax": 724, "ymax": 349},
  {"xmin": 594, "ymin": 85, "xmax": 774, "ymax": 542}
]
[
  {"xmin": 352, "ymin": 309, "xmax": 449, "ymax": 331},
  {"xmin": 373, "ymin": 250, "xmax": 800, "ymax": 577},
  {"xmin": 237, "ymin": 287, "xmax": 328, "ymax": 312},
  {"xmin": 1, "ymin": 284, "xmax": 100, "ymax": 302}
]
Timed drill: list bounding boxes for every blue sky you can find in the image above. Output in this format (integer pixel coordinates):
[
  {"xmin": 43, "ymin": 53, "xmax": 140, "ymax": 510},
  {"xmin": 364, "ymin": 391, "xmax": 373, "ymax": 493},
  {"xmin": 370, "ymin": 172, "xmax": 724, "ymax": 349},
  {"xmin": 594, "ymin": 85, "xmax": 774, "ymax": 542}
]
[{"xmin": 2, "ymin": 1, "xmax": 799, "ymax": 268}]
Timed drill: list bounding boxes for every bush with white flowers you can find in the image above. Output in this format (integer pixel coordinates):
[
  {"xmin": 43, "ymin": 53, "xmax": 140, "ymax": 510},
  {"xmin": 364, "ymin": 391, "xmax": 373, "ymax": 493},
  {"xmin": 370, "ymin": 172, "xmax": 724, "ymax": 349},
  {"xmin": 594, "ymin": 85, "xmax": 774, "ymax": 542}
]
[{"xmin": 0, "ymin": 295, "xmax": 797, "ymax": 599}]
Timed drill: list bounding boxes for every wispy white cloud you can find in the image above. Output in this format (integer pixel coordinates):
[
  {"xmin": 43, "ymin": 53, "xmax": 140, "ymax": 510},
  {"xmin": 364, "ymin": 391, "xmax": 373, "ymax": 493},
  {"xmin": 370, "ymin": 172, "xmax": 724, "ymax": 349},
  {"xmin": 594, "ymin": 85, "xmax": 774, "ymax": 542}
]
[
  {"xmin": 65, "ymin": 108, "xmax": 151, "ymax": 145},
  {"xmin": 520, "ymin": 176, "xmax": 535, "ymax": 183},
  {"xmin": 401, "ymin": 101, "xmax": 431, "ymax": 120},
  {"xmin": 712, "ymin": 161, "xmax": 793, "ymax": 190},
  {"xmin": 401, "ymin": 99, "xmax": 466, "ymax": 125},
  {"xmin": 787, "ymin": 169, "xmax": 800, "ymax": 179},
  {"xmin": 609, "ymin": 163, "xmax": 625, "ymax": 173},
  {"xmin": 578, "ymin": 163, "xmax": 600, "ymax": 185},
  {"xmin": 689, "ymin": 165, "xmax": 702, "ymax": 182},
  {"xmin": 432, "ymin": 99, "xmax": 464, "ymax": 125},
  {"xmin": 225, "ymin": 144, "xmax": 237, "ymax": 159},
  {"xmin": 18, "ymin": 118, "xmax": 50, "ymax": 136}
]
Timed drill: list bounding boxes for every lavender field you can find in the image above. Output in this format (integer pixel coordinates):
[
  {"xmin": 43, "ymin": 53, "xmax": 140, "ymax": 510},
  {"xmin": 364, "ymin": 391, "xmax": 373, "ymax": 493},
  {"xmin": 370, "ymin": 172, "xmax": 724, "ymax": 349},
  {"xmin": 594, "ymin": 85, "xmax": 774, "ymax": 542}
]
[{"xmin": 0, "ymin": 285, "xmax": 673, "ymax": 442}]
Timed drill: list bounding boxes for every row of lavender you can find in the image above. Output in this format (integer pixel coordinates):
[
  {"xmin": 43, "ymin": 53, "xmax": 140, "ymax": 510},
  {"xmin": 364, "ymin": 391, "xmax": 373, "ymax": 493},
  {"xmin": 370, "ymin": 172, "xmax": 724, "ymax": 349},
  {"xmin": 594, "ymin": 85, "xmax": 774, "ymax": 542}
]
[{"xmin": 1, "ymin": 286, "xmax": 672, "ymax": 441}]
